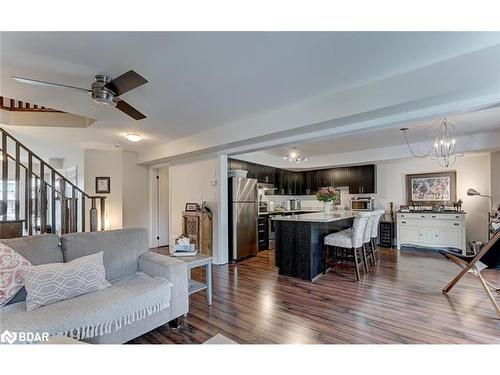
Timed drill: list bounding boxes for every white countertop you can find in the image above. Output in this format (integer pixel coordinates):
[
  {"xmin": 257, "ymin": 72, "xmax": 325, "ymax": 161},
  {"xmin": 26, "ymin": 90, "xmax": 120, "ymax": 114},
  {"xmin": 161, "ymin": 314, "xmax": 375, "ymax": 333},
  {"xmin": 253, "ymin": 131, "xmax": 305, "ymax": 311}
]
[
  {"xmin": 259, "ymin": 209, "xmax": 322, "ymax": 216},
  {"xmin": 271, "ymin": 210, "xmax": 358, "ymax": 223}
]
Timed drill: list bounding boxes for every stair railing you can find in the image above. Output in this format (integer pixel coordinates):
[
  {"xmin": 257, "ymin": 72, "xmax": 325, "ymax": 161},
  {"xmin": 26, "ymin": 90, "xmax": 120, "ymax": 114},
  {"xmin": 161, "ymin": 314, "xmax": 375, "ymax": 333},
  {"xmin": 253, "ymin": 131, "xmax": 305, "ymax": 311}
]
[{"xmin": 0, "ymin": 127, "xmax": 106, "ymax": 236}]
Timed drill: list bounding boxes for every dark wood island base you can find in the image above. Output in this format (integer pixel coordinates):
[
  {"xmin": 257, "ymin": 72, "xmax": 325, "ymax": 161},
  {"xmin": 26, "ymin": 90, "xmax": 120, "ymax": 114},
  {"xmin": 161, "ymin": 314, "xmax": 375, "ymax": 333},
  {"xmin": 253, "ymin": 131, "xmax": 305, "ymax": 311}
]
[{"xmin": 274, "ymin": 213, "xmax": 356, "ymax": 281}]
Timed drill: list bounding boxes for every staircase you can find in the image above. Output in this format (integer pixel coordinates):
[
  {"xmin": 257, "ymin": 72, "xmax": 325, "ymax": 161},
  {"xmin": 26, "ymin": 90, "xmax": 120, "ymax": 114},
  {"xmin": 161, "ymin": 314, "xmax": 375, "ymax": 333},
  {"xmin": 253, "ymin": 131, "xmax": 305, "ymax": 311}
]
[{"xmin": 0, "ymin": 127, "xmax": 106, "ymax": 237}]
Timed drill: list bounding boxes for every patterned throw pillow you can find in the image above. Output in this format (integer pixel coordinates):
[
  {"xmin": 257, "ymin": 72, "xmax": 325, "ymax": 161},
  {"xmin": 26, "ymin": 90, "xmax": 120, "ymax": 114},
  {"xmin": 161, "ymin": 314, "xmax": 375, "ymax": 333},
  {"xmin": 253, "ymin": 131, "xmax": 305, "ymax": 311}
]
[
  {"xmin": 0, "ymin": 243, "xmax": 32, "ymax": 307},
  {"xmin": 23, "ymin": 251, "xmax": 111, "ymax": 311}
]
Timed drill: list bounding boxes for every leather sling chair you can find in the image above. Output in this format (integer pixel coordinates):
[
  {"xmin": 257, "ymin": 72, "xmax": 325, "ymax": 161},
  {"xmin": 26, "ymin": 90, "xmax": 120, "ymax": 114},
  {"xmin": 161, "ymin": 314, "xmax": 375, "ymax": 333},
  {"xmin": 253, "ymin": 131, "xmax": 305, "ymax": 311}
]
[{"xmin": 440, "ymin": 231, "xmax": 500, "ymax": 317}]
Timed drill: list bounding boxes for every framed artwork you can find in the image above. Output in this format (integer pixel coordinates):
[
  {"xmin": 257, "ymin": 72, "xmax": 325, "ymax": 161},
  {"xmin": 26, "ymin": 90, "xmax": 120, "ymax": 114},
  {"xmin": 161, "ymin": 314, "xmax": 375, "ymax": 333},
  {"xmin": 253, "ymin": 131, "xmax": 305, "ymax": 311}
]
[
  {"xmin": 95, "ymin": 177, "xmax": 110, "ymax": 194},
  {"xmin": 185, "ymin": 203, "xmax": 200, "ymax": 212},
  {"xmin": 405, "ymin": 171, "xmax": 456, "ymax": 206}
]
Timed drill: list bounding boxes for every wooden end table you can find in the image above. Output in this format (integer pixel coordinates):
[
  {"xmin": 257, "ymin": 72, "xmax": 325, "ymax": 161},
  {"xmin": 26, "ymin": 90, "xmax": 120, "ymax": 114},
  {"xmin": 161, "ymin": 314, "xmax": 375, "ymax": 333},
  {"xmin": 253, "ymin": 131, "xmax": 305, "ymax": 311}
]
[{"xmin": 173, "ymin": 253, "xmax": 213, "ymax": 305}]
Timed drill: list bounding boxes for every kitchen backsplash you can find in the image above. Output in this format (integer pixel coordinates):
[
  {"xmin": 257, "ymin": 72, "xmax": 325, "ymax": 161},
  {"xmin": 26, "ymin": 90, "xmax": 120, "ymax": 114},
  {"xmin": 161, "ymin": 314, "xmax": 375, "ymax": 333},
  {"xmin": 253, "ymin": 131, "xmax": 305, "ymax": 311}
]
[{"xmin": 262, "ymin": 187, "xmax": 354, "ymax": 210}]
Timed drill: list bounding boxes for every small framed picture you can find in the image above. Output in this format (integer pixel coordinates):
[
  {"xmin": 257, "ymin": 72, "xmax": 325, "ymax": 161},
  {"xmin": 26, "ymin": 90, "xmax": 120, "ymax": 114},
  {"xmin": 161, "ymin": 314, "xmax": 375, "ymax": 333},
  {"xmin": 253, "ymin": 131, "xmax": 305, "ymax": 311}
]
[
  {"xmin": 185, "ymin": 203, "xmax": 199, "ymax": 212},
  {"xmin": 95, "ymin": 177, "xmax": 110, "ymax": 194}
]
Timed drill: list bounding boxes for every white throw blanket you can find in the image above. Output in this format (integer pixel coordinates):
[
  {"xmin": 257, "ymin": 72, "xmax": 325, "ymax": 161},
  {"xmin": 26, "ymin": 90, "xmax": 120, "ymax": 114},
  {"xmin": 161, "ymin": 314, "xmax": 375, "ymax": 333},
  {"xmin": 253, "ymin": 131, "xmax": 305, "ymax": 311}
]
[{"xmin": 0, "ymin": 272, "xmax": 171, "ymax": 343}]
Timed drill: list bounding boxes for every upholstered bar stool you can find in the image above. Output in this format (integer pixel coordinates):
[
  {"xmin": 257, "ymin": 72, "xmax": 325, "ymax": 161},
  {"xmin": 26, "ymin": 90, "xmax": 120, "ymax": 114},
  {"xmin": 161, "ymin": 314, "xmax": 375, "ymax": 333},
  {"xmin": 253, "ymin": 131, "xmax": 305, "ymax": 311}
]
[
  {"xmin": 323, "ymin": 212, "xmax": 370, "ymax": 281},
  {"xmin": 370, "ymin": 210, "xmax": 385, "ymax": 264},
  {"xmin": 362, "ymin": 211, "xmax": 380, "ymax": 270}
]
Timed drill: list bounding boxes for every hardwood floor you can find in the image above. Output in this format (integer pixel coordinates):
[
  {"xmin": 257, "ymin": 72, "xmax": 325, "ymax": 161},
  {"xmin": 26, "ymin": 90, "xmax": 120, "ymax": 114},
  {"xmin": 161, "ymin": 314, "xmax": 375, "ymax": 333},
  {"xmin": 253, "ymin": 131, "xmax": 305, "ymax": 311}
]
[{"xmin": 129, "ymin": 248, "xmax": 500, "ymax": 344}]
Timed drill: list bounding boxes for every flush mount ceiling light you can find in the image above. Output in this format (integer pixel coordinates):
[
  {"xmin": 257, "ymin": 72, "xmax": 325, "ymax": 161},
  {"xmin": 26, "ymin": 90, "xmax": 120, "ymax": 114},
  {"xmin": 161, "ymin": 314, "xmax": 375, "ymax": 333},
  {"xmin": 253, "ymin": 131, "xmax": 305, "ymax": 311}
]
[
  {"xmin": 124, "ymin": 133, "xmax": 142, "ymax": 142},
  {"xmin": 283, "ymin": 147, "xmax": 307, "ymax": 163},
  {"xmin": 401, "ymin": 117, "xmax": 470, "ymax": 168}
]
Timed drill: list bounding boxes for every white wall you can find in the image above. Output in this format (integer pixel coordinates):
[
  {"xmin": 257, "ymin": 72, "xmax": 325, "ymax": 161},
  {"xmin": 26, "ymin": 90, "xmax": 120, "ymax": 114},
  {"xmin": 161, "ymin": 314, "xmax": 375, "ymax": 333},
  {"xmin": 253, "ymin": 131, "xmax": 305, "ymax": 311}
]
[
  {"xmin": 83, "ymin": 150, "xmax": 123, "ymax": 229},
  {"xmin": 169, "ymin": 155, "xmax": 220, "ymax": 261},
  {"xmin": 63, "ymin": 149, "xmax": 151, "ymax": 235},
  {"xmin": 491, "ymin": 151, "xmax": 500, "ymax": 208},
  {"xmin": 122, "ymin": 151, "xmax": 150, "ymax": 230}
]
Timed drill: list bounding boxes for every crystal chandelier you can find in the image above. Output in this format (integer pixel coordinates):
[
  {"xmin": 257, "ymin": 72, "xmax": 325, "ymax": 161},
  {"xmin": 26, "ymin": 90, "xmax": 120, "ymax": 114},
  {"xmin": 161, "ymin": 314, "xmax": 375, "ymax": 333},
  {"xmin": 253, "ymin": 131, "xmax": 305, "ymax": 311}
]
[
  {"xmin": 283, "ymin": 147, "xmax": 307, "ymax": 163},
  {"xmin": 401, "ymin": 118, "xmax": 464, "ymax": 168}
]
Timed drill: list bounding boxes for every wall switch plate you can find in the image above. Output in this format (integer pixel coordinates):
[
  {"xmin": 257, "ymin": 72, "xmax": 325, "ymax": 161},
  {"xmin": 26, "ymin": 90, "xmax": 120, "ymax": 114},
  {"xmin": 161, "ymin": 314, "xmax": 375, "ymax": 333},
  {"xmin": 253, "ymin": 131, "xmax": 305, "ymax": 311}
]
[
  {"xmin": 209, "ymin": 192, "xmax": 216, "ymax": 200},
  {"xmin": 210, "ymin": 178, "xmax": 217, "ymax": 187}
]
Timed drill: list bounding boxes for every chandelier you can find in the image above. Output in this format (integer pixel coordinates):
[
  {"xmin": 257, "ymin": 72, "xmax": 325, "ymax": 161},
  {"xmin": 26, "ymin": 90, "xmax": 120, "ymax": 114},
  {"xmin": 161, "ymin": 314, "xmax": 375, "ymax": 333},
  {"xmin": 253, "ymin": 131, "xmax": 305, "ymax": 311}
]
[
  {"xmin": 283, "ymin": 147, "xmax": 307, "ymax": 163},
  {"xmin": 401, "ymin": 118, "xmax": 465, "ymax": 168}
]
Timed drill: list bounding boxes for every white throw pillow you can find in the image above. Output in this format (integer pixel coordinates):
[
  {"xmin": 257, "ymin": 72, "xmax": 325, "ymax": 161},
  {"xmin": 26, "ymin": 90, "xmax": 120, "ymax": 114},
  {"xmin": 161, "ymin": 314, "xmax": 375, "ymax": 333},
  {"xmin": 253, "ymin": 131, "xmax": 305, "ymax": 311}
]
[
  {"xmin": 23, "ymin": 251, "xmax": 111, "ymax": 311},
  {"xmin": 0, "ymin": 243, "xmax": 32, "ymax": 307}
]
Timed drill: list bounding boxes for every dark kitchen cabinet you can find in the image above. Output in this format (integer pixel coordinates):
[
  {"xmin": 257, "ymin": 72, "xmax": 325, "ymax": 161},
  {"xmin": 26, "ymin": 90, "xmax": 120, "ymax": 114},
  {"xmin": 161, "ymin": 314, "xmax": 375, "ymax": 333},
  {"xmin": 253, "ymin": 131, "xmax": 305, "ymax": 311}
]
[
  {"xmin": 334, "ymin": 168, "xmax": 349, "ymax": 188},
  {"xmin": 348, "ymin": 165, "xmax": 376, "ymax": 194},
  {"xmin": 258, "ymin": 215, "xmax": 269, "ymax": 250},
  {"xmin": 304, "ymin": 170, "xmax": 319, "ymax": 195},
  {"xmin": 257, "ymin": 165, "xmax": 275, "ymax": 184},
  {"xmin": 318, "ymin": 169, "xmax": 334, "ymax": 188}
]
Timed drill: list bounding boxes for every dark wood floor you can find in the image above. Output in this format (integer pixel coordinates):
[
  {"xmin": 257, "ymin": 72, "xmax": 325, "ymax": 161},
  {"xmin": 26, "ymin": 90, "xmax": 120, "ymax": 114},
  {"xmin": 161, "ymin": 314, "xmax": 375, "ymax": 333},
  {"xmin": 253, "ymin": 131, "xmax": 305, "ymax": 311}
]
[{"xmin": 129, "ymin": 248, "xmax": 500, "ymax": 344}]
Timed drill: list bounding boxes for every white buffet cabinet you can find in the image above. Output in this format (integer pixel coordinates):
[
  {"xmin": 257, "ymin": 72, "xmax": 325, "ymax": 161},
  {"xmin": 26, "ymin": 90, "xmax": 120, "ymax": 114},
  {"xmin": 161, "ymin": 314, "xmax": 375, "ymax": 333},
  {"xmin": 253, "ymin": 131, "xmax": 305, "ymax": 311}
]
[{"xmin": 396, "ymin": 212, "xmax": 466, "ymax": 255}]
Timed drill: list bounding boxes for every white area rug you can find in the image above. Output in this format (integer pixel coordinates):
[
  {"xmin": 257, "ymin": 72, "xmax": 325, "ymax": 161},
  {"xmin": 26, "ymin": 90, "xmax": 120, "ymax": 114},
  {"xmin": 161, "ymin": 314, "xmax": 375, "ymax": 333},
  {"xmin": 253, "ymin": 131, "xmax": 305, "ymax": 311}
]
[{"xmin": 202, "ymin": 333, "xmax": 238, "ymax": 344}]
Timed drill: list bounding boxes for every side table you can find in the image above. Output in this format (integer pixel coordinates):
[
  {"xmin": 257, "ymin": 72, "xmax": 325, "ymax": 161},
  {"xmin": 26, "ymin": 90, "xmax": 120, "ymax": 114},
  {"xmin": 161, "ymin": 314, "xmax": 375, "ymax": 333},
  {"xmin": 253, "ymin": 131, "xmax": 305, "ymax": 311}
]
[{"xmin": 173, "ymin": 253, "xmax": 212, "ymax": 305}]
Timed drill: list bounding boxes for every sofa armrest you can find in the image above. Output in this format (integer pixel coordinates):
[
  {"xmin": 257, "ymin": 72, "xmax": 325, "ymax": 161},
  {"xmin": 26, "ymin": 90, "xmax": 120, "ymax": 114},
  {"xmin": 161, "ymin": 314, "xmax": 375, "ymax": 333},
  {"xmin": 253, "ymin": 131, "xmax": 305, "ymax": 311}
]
[{"xmin": 138, "ymin": 252, "xmax": 189, "ymax": 319}]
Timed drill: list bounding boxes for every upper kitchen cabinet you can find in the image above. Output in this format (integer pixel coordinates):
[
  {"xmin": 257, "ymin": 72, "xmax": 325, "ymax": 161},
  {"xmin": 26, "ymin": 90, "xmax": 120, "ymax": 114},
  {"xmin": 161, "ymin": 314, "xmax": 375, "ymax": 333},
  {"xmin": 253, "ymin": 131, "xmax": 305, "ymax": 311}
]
[
  {"xmin": 333, "ymin": 168, "xmax": 349, "ymax": 188},
  {"xmin": 257, "ymin": 164, "xmax": 275, "ymax": 184},
  {"xmin": 318, "ymin": 168, "xmax": 334, "ymax": 188},
  {"xmin": 348, "ymin": 164, "xmax": 376, "ymax": 194},
  {"xmin": 304, "ymin": 170, "xmax": 319, "ymax": 195},
  {"xmin": 228, "ymin": 159, "xmax": 275, "ymax": 184}
]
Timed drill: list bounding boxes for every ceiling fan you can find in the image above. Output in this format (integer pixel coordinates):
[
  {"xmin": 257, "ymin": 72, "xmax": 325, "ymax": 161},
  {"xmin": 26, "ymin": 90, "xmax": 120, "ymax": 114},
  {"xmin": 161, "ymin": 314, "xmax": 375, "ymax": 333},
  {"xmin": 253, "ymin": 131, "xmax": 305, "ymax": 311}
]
[{"xmin": 11, "ymin": 70, "xmax": 148, "ymax": 120}]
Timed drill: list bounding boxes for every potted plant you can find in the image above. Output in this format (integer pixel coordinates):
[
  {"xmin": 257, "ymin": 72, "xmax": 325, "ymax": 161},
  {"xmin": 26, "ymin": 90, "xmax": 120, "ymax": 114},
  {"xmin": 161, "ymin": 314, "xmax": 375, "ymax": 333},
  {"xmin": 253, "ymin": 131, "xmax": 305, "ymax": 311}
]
[{"xmin": 316, "ymin": 187, "xmax": 340, "ymax": 214}]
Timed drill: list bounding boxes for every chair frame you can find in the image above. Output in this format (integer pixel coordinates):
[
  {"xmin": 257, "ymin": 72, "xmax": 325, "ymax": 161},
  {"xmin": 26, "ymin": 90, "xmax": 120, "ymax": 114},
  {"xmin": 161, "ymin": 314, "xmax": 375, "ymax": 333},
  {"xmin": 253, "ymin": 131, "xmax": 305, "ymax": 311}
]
[{"xmin": 442, "ymin": 231, "xmax": 500, "ymax": 317}]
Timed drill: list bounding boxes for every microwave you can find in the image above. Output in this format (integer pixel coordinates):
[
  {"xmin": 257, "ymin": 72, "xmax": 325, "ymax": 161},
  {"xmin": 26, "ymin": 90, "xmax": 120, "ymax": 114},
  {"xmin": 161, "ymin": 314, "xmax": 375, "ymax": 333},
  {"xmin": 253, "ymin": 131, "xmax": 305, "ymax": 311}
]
[{"xmin": 350, "ymin": 198, "xmax": 374, "ymax": 211}]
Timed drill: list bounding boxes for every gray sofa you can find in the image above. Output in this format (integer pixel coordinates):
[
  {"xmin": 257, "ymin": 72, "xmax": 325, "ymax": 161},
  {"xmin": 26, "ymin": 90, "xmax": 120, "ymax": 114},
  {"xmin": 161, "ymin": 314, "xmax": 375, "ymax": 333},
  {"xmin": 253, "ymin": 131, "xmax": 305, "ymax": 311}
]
[{"xmin": 0, "ymin": 228, "xmax": 189, "ymax": 344}]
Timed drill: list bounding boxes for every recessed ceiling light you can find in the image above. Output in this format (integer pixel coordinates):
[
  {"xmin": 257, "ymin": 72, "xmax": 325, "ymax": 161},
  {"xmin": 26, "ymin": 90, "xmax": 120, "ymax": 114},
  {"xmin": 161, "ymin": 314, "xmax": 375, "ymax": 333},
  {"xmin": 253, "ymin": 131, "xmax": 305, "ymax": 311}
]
[{"xmin": 125, "ymin": 133, "xmax": 142, "ymax": 142}]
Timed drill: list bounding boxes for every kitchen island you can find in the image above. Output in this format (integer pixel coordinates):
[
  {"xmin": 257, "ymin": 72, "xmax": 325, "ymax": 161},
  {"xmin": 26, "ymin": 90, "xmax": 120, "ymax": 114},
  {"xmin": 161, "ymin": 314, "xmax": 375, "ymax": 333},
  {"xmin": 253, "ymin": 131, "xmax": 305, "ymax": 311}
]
[{"xmin": 273, "ymin": 211, "xmax": 357, "ymax": 281}]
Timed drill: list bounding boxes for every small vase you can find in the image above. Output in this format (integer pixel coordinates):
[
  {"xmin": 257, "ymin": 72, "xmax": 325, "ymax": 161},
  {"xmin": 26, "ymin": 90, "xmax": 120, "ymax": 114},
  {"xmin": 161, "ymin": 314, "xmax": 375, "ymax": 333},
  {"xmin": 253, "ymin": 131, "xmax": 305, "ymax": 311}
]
[{"xmin": 323, "ymin": 202, "xmax": 332, "ymax": 214}]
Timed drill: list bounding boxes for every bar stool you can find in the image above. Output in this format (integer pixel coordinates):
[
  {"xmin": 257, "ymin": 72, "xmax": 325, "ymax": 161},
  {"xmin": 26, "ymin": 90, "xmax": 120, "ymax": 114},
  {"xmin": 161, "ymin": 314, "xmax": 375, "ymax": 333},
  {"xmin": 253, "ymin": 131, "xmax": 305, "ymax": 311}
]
[
  {"xmin": 323, "ymin": 212, "xmax": 370, "ymax": 281},
  {"xmin": 369, "ymin": 209, "xmax": 385, "ymax": 264},
  {"xmin": 362, "ymin": 211, "xmax": 380, "ymax": 270}
]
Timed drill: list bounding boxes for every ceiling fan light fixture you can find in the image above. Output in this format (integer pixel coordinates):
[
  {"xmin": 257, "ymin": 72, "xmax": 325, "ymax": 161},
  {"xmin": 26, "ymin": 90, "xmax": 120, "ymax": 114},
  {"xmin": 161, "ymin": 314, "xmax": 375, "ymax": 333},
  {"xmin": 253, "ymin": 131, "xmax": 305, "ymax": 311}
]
[{"xmin": 125, "ymin": 133, "xmax": 142, "ymax": 142}]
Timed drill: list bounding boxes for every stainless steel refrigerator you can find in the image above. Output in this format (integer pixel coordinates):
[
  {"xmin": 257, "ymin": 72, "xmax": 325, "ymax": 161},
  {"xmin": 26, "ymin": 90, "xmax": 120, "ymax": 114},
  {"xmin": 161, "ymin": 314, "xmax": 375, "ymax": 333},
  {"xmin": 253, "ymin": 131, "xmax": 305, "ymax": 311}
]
[{"xmin": 229, "ymin": 177, "xmax": 258, "ymax": 261}]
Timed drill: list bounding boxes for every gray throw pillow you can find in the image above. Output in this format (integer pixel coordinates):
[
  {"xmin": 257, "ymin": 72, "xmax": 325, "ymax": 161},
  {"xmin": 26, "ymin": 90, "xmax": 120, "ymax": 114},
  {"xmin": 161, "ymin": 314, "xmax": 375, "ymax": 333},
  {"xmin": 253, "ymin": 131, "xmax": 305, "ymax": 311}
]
[{"xmin": 23, "ymin": 251, "xmax": 111, "ymax": 311}]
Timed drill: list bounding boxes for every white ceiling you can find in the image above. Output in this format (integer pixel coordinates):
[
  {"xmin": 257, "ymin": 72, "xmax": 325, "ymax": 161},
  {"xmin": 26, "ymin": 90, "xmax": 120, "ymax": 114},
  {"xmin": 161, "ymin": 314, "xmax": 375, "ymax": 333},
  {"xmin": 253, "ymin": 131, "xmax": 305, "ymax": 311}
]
[
  {"xmin": 263, "ymin": 106, "xmax": 500, "ymax": 158},
  {"xmin": 1, "ymin": 31, "xmax": 500, "ymax": 158}
]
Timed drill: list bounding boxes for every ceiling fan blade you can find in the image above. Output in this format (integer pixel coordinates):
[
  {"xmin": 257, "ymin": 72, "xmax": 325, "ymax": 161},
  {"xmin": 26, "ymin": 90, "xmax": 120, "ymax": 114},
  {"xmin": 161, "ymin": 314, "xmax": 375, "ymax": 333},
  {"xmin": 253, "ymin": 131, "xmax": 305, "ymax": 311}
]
[
  {"xmin": 104, "ymin": 70, "xmax": 148, "ymax": 96},
  {"xmin": 11, "ymin": 76, "xmax": 91, "ymax": 92},
  {"xmin": 116, "ymin": 99, "xmax": 147, "ymax": 120}
]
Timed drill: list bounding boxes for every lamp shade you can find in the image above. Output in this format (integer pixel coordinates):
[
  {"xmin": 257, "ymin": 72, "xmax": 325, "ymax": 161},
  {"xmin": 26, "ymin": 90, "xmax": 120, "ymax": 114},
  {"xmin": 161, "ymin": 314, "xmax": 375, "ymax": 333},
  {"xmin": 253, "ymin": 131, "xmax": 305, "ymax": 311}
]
[{"xmin": 467, "ymin": 188, "xmax": 480, "ymax": 196}]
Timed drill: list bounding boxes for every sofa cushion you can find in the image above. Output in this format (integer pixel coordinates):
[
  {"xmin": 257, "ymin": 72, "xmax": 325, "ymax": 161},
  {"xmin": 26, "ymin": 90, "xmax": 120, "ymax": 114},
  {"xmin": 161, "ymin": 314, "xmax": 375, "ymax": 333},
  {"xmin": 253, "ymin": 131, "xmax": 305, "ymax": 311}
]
[
  {"xmin": 23, "ymin": 252, "xmax": 111, "ymax": 311},
  {"xmin": 60, "ymin": 228, "xmax": 149, "ymax": 282},
  {"xmin": 0, "ymin": 272, "xmax": 172, "ymax": 343},
  {"xmin": 1, "ymin": 234, "xmax": 63, "ymax": 305},
  {"xmin": 0, "ymin": 243, "xmax": 32, "ymax": 307}
]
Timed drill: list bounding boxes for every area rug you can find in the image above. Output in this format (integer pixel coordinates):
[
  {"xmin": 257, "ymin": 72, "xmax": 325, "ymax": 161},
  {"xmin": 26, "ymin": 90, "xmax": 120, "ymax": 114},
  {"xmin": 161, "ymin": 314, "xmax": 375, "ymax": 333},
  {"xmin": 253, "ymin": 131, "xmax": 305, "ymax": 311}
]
[{"xmin": 202, "ymin": 333, "xmax": 238, "ymax": 344}]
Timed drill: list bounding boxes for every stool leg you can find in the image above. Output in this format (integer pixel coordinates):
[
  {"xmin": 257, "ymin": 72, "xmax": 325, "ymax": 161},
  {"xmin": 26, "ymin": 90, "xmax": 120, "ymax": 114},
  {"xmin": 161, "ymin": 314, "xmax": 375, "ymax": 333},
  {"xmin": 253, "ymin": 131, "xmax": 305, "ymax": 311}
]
[
  {"xmin": 353, "ymin": 247, "xmax": 361, "ymax": 282},
  {"xmin": 370, "ymin": 239, "xmax": 377, "ymax": 266},
  {"xmin": 323, "ymin": 244, "xmax": 328, "ymax": 275},
  {"xmin": 361, "ymin": 244, "xmax": 369, "ymax": 273}
]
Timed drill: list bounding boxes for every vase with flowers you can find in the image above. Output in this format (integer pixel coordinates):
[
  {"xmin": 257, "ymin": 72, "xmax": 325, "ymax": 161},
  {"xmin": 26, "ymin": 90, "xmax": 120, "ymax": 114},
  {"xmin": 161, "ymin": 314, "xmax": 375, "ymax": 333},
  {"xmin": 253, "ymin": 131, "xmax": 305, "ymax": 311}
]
[{"xmin": 316, "ymin": 187, "xmax": 340, "ymax": 214}]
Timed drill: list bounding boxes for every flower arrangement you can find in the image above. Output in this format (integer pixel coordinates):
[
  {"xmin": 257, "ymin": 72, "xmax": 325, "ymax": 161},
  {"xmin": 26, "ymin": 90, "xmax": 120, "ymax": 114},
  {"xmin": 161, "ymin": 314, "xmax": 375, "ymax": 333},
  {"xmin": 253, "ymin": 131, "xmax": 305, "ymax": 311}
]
[{"xmin": 316, "ymin": 187, "xmax": 340, "ymax": 203}]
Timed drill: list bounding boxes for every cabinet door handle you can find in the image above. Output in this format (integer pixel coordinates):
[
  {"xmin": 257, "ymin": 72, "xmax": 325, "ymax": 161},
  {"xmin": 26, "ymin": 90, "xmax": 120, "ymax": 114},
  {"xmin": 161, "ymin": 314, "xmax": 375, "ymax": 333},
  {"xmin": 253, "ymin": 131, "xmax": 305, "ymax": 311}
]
[
  {"xmin": 421, "ymin": 215, "xmax": 425, "ymax": 218},
  {"xmin": 401, "ymin": 221, "xmax": 406, "ymax": 224},
  {"xmin": 453, "ymin": 223, "xmax": 460, "ymax": 226},
  {"xmin": 431, "ymin": 215, "xmax": 436, "ymax": 218}
]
